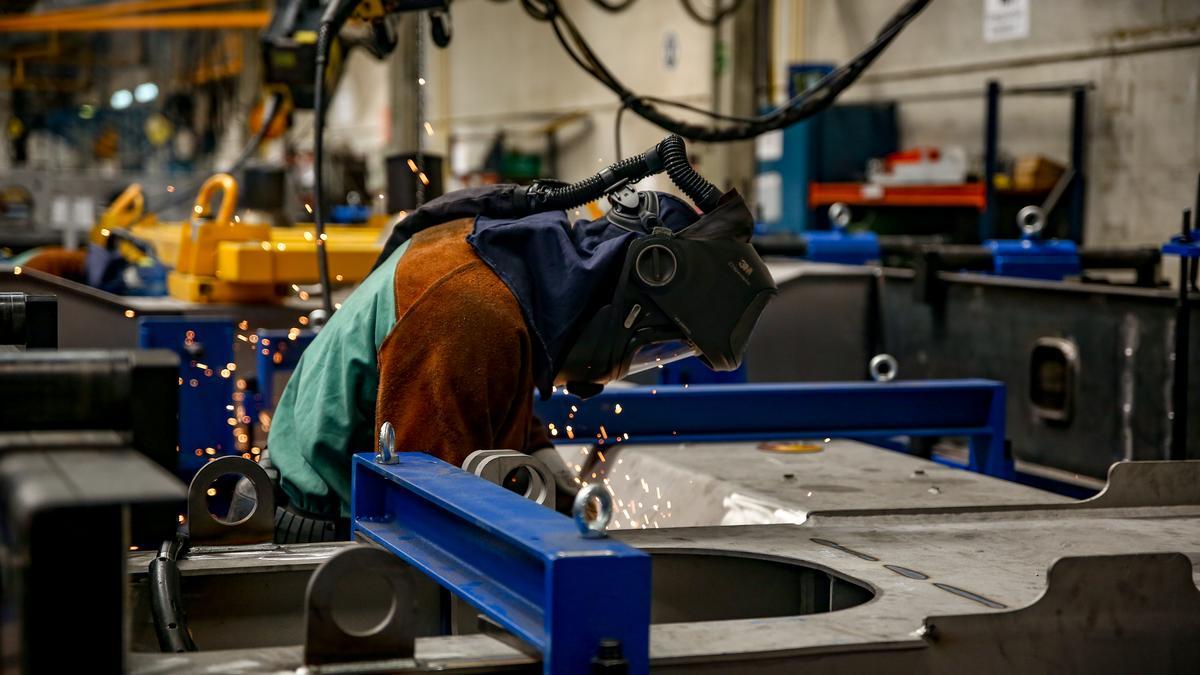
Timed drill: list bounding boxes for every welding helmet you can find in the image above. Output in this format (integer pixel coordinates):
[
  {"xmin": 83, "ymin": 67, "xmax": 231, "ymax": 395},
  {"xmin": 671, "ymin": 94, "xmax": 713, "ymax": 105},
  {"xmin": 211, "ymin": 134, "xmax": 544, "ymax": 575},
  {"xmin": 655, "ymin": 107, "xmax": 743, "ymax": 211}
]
[{"xmin": 556, "ymin": 189, "xmax": 776, "ymax": 395}]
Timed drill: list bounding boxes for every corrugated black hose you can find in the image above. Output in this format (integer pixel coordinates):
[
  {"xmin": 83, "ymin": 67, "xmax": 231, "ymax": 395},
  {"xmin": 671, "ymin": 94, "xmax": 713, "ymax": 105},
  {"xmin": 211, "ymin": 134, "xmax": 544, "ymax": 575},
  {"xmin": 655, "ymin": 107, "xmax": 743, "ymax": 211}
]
[
  {"xmin": 519, "ymin": 134, "xmax": 720, "ymax": 213},
  {"xmin": 148, "ymin": 534, "xmax": 197, "ymax": 652}
]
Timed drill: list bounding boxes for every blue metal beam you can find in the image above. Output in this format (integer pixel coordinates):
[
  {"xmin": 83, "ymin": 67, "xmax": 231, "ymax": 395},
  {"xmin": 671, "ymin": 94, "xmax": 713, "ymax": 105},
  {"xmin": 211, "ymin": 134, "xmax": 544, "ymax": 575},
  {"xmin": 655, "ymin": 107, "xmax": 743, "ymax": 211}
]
[
  {"xmin": 534, "ymin": 380, "xmax": 1013, "ymax": 480},
  {"xmin": 352, "ymin": 453, "xmax": 651, "ymax": 674}
]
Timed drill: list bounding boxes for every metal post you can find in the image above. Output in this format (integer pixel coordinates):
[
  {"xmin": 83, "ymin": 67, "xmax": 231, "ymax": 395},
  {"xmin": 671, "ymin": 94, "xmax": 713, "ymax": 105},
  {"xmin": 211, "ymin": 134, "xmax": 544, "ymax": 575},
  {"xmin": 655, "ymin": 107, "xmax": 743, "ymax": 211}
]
[
  {"xmin": 1067, "ymin": 87, "xmax": 1087, "ymax": 243},
  {"xmin": 1170, "ymin": 209, "xmax": 1192, "ymax": 460},
  {"xmin": 980, "ymin": 81, "xmax": 1000, "ymax": 242},
  {"xmin": 968, "ymin": 385, "xmax": 1014, "ymax": 480}
]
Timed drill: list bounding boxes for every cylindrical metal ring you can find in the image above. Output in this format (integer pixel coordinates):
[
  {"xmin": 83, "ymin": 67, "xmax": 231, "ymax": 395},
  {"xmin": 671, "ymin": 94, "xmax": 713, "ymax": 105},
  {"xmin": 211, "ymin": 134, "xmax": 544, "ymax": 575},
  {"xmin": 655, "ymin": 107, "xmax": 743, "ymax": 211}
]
[
  {"xmin": 828, "ymin": 202, "xmax": 852, "ymax": 229},
  {"xmin": 573, "ymin": 484, "xmax": 612, "ymax": 539},
  {"xmin": 869, "ymin": 353, "xmax": 899, "ymax": 383},
  {"xmin": 377, "ymin": 421, "xmax": 397, "ymax": 464},
  {"xmin": 1017, "ymin": 205, "xmax": 1045, "ymax": 237}
]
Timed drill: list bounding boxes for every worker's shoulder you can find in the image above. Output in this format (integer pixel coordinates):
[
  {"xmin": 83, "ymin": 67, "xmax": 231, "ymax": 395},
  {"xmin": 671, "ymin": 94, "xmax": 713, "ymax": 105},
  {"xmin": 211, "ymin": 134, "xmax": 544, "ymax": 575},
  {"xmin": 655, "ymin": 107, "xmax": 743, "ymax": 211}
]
[{"xmin": 394, "ymin": 220, "xmax": 524, "ymax": 331}]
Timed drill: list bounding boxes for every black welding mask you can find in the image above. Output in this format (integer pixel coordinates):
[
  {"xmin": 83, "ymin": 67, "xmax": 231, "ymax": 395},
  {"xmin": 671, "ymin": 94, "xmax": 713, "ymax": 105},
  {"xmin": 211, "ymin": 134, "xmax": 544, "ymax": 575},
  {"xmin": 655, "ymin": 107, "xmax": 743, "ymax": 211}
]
[{"xmin": 557, "ymin": 190, "xmax": 776, "ymax": 395}]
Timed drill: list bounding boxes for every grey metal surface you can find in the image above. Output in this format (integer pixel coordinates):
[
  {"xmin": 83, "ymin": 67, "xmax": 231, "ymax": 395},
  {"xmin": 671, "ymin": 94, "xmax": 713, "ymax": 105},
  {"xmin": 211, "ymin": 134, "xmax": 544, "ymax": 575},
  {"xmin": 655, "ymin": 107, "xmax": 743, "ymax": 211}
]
[
  {"xmin": 745, "ymin": 260, "xmax": 1200, "ymax": 480},
  {"xmin": 744, "ymin": 261, "xmax": 879, "ymax": 382},
  {"xmin": 126, "ymin": 456, "xmax": 1200, "ymax": 673},
  {"xmin": 559, "ymin": 439, "xmax": 1068, "ymax": 529},
  {"xmin": 880, "ymin": 267, "xmax": 1200, "ymax": 476}
]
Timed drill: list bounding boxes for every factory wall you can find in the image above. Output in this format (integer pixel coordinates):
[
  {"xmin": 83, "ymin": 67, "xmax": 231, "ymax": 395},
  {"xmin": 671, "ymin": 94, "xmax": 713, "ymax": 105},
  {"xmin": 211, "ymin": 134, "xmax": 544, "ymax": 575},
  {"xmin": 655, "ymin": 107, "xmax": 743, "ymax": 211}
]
[
  {"xmin": 799, "ymin": 0, "xmax": 1200, "ymax": 249},
  {"xmin": 417, "ymin": 0, "xmax": 738, "ymax": 195}
]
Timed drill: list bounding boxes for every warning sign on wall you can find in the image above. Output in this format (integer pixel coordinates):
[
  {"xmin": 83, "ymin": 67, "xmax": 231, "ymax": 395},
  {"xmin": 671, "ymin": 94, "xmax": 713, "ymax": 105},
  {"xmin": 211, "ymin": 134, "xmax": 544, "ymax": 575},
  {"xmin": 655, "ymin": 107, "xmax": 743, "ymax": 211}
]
[{"xmin": 983, "ymin": 0, "xmax": 1030, "ymax": 43}]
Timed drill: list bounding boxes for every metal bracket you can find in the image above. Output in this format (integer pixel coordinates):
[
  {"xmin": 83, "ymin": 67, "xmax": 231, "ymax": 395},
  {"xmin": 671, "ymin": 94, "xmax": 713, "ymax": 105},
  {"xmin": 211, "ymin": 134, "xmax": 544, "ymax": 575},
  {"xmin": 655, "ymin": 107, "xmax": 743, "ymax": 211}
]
[
  {"xmin": 1081, "ymin": 460, "xmax": 1200, "ymax": 509},
  {"xmin": 461, "ymin": 449, "xmax": 556, "ymax": 507},
  {"xmin": 303, "ymin": 545, "xmax": 442, "ymax": 665},
  {"xmin": 186, "ymin": 455, "xmax": 274, "ymax": 546},
  {"xmin": 923, "ymin": 553, "xmax": 1200, "ymax": 672},
  {"xmin": 352, "ymin": 452, "xmax": 650, "ymax": 674}
]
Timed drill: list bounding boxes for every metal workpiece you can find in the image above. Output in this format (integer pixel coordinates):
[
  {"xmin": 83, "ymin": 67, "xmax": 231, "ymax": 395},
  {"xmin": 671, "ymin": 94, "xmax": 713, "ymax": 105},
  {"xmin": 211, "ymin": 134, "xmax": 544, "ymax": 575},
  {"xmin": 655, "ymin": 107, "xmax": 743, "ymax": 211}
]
[
  {"xmin": 352, "ymin": 452, "xmax": 651, "ymax": 674},
  {"xmin": 304, "ymin": 545, "xmax": 442, "ymax": 665},
  {"xmin": 880, "ymin": 266, "xmax": 1200, "ymax": 477},
  {"xmin": 126, "ymin": 457, "xmax": 1200, "ymax": 673},
  {"xmin": 461, "ymin": 449, "xmax": 557, "ymax": 507},
  {"xmin": 186, "ymin": 455, "xmax": 275, "ymax": 546},
  {"xmin": 565, "ymin": 440, "xmax": 1065, "ymax": 530}
]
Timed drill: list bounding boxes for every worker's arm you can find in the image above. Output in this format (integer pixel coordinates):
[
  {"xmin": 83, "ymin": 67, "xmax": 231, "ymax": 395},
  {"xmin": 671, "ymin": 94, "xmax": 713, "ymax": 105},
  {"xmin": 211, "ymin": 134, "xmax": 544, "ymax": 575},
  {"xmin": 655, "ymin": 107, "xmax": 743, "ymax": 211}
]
[{"xmin": 375, "ymin": 259, "xmax": 545, "ymax": 467}]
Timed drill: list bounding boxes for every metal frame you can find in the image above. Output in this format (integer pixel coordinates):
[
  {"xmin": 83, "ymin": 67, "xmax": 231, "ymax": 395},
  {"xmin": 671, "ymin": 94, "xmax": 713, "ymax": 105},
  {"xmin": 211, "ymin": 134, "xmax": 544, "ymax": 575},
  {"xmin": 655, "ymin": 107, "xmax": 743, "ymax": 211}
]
[
  {"xmin": 352, "ymin": 452, "xmax": 651, "ymax": 674},
  {"xmin": 535, "ymin": 380, "xmax": 1013, "ymax": 481},
  {"xmin": 981, "ymin": 80, "xmax": 1089, "ymax": 243},
  {"xmin": 139, "ymin": 316, "xmax": 236, "ymax": 474}
]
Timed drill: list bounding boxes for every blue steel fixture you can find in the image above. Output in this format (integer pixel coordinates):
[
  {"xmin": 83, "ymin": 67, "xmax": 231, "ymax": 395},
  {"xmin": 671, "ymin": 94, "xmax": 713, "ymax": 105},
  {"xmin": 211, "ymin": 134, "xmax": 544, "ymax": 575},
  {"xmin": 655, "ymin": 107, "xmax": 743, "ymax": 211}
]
[
  {"xmin": 254, "ymin": 328, "xmax": 317, "ymax": 404},
  {"xmin": 804, "ymin": 228, "xmax": 881, "ymax": 265},
  {"xmin": 138, "ymin": 316, "xmax": 236, "ymax": 475},
  {"xmin": 535, "ymin": 381, "xmax": 1013, "ymax": 482},
  {"xmin": 985, "ymin": 236, "xmax": 1081, "ymax": 280},
  {"xmin": 352, "ymin": 452, "xmax": 651, "ymax": 674}
]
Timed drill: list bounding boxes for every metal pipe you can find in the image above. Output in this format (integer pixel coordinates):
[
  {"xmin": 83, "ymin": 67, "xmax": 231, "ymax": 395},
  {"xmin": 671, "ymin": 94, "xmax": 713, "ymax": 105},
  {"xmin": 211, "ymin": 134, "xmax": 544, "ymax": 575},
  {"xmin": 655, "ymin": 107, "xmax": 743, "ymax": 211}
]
[
  {"xmin": 0, "ymin": 0, "xmax": 249, "ymax": 29},
  {"xmin": 1171, "ymin": 209, "xmax": 1192, "ymax": 461},
  {"xmin": 0, "ymin": 11, "xmax": 269, "ymax": 32}
]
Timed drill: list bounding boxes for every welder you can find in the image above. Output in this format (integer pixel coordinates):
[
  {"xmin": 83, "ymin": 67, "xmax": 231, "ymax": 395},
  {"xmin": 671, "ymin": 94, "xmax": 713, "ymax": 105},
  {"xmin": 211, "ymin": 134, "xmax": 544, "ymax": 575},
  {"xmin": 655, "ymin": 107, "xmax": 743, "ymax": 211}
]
[{"xmin": 255, "ymin": 135, "xmax": 776, "ymax": 542}]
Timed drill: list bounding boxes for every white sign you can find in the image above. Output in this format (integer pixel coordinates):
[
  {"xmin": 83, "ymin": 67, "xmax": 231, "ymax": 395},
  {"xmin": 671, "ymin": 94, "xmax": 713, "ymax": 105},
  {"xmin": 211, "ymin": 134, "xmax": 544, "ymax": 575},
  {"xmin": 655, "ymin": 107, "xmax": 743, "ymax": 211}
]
[
  {"xmin": 983, "ymin": 0, "xmax": 1030, "ymax": 43},
  {"xmin": 755, "ymin": 130, "xmax": 783, "ymax": 162}
]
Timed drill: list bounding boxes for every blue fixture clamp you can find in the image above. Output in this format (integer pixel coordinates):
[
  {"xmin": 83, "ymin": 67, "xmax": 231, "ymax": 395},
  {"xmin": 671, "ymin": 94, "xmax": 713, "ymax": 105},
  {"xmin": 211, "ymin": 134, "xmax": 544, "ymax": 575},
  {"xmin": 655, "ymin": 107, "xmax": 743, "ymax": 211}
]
[
  {"xmin": 352, "ymin": 452, "xmax": 651, "ymax": 674},
  {"xmin": 534, "ymin": 380, "xmax": 1012, "ymax": 481},
  {"xmin": 138, "ymin": 316, "xmax": 236, "ymax": 475}
]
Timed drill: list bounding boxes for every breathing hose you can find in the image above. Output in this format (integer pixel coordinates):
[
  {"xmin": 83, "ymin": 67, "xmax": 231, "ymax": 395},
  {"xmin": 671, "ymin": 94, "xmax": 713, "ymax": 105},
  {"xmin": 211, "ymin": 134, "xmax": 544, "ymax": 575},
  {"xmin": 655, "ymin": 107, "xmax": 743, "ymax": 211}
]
[{"xmin": 517, "ymin": 134, "xmax": 721, "ymax": 214}]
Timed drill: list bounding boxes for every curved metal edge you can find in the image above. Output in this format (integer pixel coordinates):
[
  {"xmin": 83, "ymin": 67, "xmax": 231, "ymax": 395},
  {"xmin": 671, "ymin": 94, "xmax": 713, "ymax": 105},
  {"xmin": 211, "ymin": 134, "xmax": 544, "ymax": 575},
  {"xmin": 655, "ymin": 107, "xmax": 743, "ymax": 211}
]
[
  {"xmin": 186, "ymin": 455, "xmax": 275, "ymax": 546},
  {"xmin": 303, "ymin": 545, "xmax": 442, "ymax": 666},
  {"xmin": 462, "ymin": 449, "xmax": 557, "ymax": 507}
]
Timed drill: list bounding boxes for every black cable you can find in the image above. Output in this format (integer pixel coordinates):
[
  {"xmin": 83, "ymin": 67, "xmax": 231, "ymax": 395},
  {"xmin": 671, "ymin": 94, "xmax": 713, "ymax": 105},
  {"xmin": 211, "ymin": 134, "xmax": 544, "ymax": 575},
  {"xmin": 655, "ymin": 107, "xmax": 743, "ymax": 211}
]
[
  {"xmin": 591, "ymin": 0, "xmax": 637, "ymax": 11},
  {"xmin": 679, "ymin": 0, "xmax": 744, "ymax": 26},
  {"xmin": 311, "ymin": 1, "xmax": 360, "ymax": 318},
  {"xmin": 148, "ymin": 534, "xmax": 196, "ymax": 653},
  {"xmin": 521, "ymin": 134, "xmax": 720, "ymax": 213},
  {"xmin": 614, "ymin": 101, "xmax": 627, "ymax": 160},
  {"xmin": 519, "ymin": 0, "xmax": 930, "ymax": 142}
]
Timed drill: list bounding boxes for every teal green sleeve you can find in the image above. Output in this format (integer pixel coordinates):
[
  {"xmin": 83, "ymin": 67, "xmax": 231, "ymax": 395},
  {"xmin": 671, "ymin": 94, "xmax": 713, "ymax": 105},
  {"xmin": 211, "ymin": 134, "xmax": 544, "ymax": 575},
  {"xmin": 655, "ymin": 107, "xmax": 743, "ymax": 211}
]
[{"xmin": 267, "ymin": 240, "xmax": 410, "ymax": 516}]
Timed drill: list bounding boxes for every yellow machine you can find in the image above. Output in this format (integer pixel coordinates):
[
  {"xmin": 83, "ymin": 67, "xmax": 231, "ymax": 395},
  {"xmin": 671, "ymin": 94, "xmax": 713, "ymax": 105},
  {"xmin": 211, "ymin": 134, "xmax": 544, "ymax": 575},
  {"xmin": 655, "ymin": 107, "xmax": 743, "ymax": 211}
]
[{"xmin": 102, "ymin": 175, "xmax": 385, "ymax": 303}]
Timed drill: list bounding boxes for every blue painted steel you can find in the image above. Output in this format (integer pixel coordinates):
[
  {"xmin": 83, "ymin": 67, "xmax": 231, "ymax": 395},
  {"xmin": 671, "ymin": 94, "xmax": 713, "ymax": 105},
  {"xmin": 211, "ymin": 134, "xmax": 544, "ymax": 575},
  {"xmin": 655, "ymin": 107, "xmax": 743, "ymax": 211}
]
[
  {"xmin": 138, "ymin": 317, "xmax": 236, "ymax": 475},
  {"xmin": 330, "ymin": 204, "xmax": 371, "ymax": 223},
  {"xmin": 986, "ymin": 237, "xmax": 1081, "ymax": 280},
  {"xmin": 535, "ymin": 380, "xmax": 1014, "ymax": 481},
  {"xmin": 658, "ymin": 357, "xmax": 747, "ymax": 385},
  {"xmin": 1163, "ymin": 235, "xmax": 1200, "ymax": 258},
  {"xmin": 353, "ymin": 452, "xmax": 651, "ymax": 674},
  {"xmin": 804, "ymin": 229, "xmax": 881, "ymax": 265},
  {"xmin": 254, "ymin": 328, "xmax": 317, "ymax": 404}
]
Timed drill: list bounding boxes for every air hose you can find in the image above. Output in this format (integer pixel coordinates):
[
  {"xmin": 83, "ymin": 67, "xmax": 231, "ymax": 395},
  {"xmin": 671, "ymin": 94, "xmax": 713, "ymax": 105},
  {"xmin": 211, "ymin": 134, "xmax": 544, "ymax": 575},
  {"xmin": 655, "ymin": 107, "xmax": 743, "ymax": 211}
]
[{"xmin": 517, "ymin": 134, "xmax": 721, "ymax": 213}]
